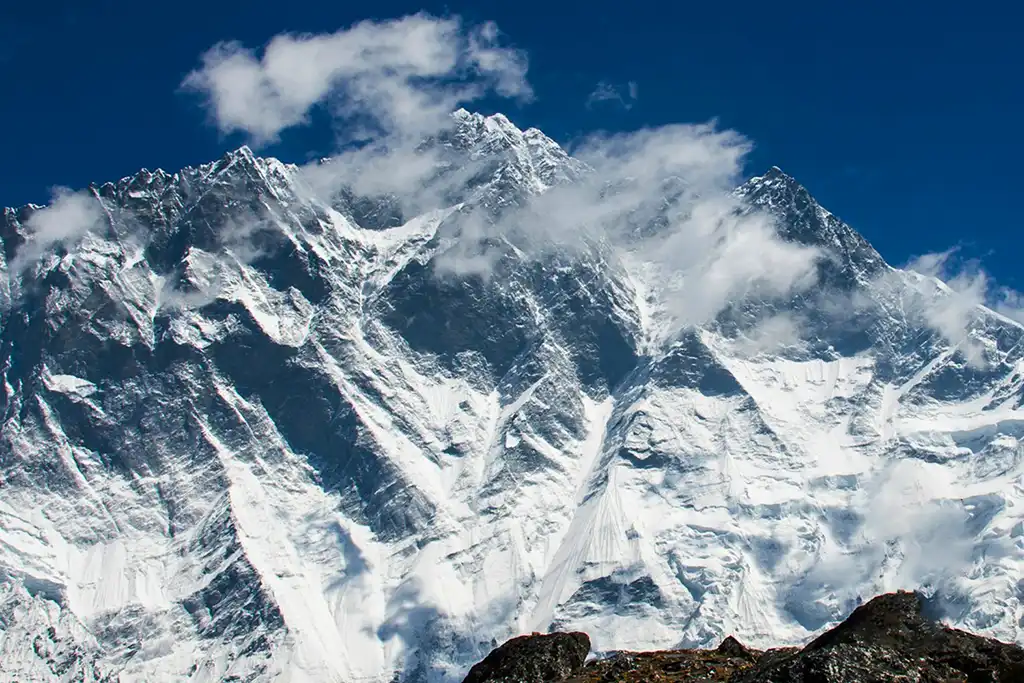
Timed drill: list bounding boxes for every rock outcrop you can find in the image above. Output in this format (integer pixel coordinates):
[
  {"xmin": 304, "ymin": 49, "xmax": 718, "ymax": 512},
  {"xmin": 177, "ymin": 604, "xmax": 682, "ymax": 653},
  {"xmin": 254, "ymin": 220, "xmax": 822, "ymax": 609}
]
[
  {"xmin": 462, "ymin": 632, "xmax": 591, "ymax": 683},
  {"xmin": 464, "ymin": 592, "xmax": 1024, "ymax": 682}
]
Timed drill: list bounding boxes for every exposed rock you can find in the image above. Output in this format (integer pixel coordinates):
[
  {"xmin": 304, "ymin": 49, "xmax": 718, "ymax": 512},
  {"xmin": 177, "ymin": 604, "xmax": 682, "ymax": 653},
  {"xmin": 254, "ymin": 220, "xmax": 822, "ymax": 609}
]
[
  {"xmin": 733, "ymin": 591, "xmax": 1024, "ymax": 682},
  {"xmin": 565, "ymin": 646, "xmax": 760, "ymax": 682},
  {"xmin": 716, "ymin": 636, "xmax": 759, "ymax": 661},
  {"xmin": 461, "ymin": 631, "xmax": 590, "ymax": 683},
  {"xmin": 462, "ymin": 592, "xmax": 1024, "ymax": 682}
]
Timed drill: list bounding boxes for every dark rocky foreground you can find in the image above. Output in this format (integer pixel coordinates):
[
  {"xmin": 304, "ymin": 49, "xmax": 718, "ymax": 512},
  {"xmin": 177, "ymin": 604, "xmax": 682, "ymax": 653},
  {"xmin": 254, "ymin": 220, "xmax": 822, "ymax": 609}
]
[{"xmin": 461, "ymin": 592, "xmax": 1024, "ymax": 682}]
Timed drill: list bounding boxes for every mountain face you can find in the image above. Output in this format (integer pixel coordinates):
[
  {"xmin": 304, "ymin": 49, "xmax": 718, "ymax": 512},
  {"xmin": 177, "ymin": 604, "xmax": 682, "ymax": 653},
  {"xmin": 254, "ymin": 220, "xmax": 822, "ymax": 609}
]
[{"xmin": 2, "ymin": 111, "xmax": 1024, "ymax": 683}]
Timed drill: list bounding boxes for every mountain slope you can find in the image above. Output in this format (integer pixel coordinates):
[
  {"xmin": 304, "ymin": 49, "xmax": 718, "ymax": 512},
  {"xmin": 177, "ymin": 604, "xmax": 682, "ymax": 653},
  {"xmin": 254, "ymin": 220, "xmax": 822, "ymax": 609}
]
[{"xmin": 2, "ymin": 112, "xmax": 1024, "ymax": 682}]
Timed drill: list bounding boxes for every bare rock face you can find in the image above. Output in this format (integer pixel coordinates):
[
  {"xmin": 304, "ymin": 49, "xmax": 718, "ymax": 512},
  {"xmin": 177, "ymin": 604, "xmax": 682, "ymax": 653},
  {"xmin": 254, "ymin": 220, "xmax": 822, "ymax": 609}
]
[
  {"xmin": 463, "ymin": 592, "xmax": 1024, "ymax": 682},
  {"xmin": 564, "ymin": 647, "xmax": 760, "ymax": 682},
  {"xmin": 733, "ymin": 591, "xmax": 1024, "ymax": 683},
  {"xmin": 461, "ymin": 632, "xmax": 591, "ymax": 683}
]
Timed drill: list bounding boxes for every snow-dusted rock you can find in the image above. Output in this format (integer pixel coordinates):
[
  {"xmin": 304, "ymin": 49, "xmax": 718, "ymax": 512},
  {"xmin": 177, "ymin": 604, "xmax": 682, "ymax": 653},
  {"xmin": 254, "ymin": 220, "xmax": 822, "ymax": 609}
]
[{"xmin": 2, "ymin": 112, "xmax": 1024, "ymax": 682}]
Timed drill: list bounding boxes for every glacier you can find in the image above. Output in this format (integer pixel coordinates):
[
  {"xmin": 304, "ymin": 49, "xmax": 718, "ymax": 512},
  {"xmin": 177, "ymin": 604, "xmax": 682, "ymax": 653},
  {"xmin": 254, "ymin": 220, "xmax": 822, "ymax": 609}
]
[{"xmin": 2, "ymin": 110, "xmax": 1024, "ymax": 682}]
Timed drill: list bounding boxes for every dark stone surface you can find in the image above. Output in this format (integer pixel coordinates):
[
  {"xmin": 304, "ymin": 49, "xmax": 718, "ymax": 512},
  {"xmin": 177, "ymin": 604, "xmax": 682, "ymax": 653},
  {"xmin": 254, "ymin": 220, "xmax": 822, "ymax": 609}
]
[
  {"xmin": 461, "ymin": 631, "xmax": 591, "ymax": 683},
  {"xmin": 717, "ymin": 635, "xmax": 759, "ymax": 661},
  {"xmin": 461, "ymin": 592, "xmax": 1024, "ymax": 682},
  {"xmin": 734, "ymin": 591, "xmax": 1024, "ymax": 683}
]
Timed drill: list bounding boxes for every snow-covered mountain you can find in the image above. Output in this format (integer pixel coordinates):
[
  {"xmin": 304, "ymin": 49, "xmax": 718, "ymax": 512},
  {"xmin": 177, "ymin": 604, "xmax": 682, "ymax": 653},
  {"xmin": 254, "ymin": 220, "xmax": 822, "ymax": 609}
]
[{"xmin": 3, "ymin": 111, "xmax": 1024, "ymax": 683}]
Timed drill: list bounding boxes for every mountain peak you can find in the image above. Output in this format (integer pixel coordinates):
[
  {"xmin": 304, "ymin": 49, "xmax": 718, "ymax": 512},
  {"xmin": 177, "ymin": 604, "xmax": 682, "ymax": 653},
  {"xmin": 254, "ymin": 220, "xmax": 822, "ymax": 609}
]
[
  {"xmin": 226, "ymin": 144, "xmax": 256, "ymax": 162},
  {"xmin": 737, "ymin": 165, "xmax": 888, "ymax": 284},
  {"xmin": 748, "ymin": 164, "xmax": 798, "ymax": 188}
]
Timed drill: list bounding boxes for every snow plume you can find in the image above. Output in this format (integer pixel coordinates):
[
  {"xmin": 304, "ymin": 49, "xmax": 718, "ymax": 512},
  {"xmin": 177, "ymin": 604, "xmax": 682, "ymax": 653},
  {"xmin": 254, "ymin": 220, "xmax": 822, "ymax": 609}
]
[
  {"xmin": 10, "ymin": 188, "xmax": 104, "ymax": 275},
  {"xmin": 183, "ymin": 14, "xmax": 530, "ymax": 146}
]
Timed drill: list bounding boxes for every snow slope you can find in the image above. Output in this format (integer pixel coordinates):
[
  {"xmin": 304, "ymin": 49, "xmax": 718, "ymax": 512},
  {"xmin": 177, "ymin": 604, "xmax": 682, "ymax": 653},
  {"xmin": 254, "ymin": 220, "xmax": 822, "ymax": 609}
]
[{"xmin": 3, "ymin": 112, "xmax": 1024, "ymax": 682}]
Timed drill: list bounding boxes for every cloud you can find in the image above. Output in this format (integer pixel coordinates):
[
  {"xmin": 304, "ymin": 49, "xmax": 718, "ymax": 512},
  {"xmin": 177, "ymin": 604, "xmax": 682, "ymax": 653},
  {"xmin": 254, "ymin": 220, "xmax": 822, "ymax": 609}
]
[
  {"xmin": 216, "ymin": 209, "xmax": 279, "ymax": 266},
  {"xmin": 185, "ymin": 14, "xmax": 538, "ymax": 218},
  {"xmin": 992, "ymin": 287, "xmax": 1024, "ymax": 325},
  {"xmin": 900, "ymin": 249, "xmax": 1024, "ymax": 367},
  {"xmin": 11, "ymin": 189, "xmax": 104, "ymax": 274},
  {"xmin": 154, "ymin": 207, "xmax": 282, "ymax": 312},
  {"xmin": 861, "ymin": 460, "xmax": 972, "ymax": 591},
  {"xmin": 297, "ymin": 133, "xmax": 484, "ymax": 215},
  {"xmin": 185, "ymin": 13, "xmax": 822, "ymax": 339},
  {"xmin": 183, "ymin": 14, "xmax": 531, "ymax": 145},
  {"xmin": 791, "ymin": 458, "xmax": 972, "ymax": 620},
  {"xmin": 585, "ymin": 80, "xmax": 638, "ymax": 110},
  {"xmin": 434, "ymin": 121, "xmax": 821, "ymax": 335},
  {"xmin": 731, "ymin": 313, "xmax": 806, "ymax": 356}
]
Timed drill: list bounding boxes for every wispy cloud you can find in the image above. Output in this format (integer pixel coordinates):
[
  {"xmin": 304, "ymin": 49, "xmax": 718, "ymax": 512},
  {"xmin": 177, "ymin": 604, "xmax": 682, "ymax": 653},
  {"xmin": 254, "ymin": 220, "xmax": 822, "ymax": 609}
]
[
  {"xmin": 900, "ymin": 248, "xmax": 1024, "ymax": 367},
  {"xmin": 154, "ymin": 206, "xmax": 281, "ymax": 312},
  {"xmin": 184, "ymin": 14, "xmax": 538, "ymax": 220},
  {"xmin": 434, "ymin": 122, "xmax": 821, "ymax": 336},
  {"xmin": 731, "ymin": 312, "xmax": 807, "ymax": 356},
  {"xmin": 11, "ymin": 188, "xmax": 104, "ymax": 275},
  {"xmin": 184, "ymin": 15, "xmax": 822, "ymax": 340},
  {"xmin": 585, "ymin": 80, "xmax": 638, "ymax": 110},
  {"xmin": 788, "ymin": 458, "xmax": 972, "ymax": 622}
]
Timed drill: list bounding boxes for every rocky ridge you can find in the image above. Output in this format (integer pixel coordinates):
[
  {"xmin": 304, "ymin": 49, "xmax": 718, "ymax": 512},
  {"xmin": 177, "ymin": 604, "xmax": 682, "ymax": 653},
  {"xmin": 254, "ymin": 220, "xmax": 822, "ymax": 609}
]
[{"xmin": 464, "ymin": 591, "xmax": 1024, "ymax": 682}]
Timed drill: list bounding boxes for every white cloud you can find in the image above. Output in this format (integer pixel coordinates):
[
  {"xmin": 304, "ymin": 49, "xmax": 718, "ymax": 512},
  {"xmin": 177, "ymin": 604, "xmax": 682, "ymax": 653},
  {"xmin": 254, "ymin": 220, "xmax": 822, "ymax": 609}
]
[
  {"xmin": 862, "ymin": 460, "xmax": 971, "ymax": 587},
  {"xmin": 793, "ymin": 459, "xmax": 972, "ymax": 615},
  {"xmin": 585, "ymin": 80, "xmax": 638, "ymax": 110},
  {"xmin": 185, "ymin": 14, "xmax": 822, "ymax": 340},
  {"xmin": 185, "ymin": 14, "xmax": 536, "ymax": 217},
  {"xmin": 11, "ymin": 189, "xmax": 104, "ymax": 274},
  {"xmin": 993, "ymin": 287, "xmax": 1024, "ymax": 325},
  {"xmin": 153, "ymin": 207, "xmax": 281, "ymax": 312},
  {"xmin": 732, "ymin": 313, "xmax": 806, "ymax": 356},
  {"xmin": 183, "ymin": 14, "xmax": 530, "ymax": 145},
  {"xmin": 435, "ymin": 122, "xmax": 821, "ymax": 335},
  {"xmin": 901, "ymin": 249, "xmax": 1024, "ymax": 367}
]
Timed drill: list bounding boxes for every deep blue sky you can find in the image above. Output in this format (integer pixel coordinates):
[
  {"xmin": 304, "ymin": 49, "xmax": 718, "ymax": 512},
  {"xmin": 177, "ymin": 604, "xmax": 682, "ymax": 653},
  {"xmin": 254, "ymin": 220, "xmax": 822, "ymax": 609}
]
[{"xmin": 2, "ymin": 2, "xmax": 1020, "ymax": 285}]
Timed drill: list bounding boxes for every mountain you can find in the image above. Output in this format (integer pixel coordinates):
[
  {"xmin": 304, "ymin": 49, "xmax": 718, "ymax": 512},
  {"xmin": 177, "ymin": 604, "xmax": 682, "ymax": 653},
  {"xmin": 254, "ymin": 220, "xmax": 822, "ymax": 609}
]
[{"xmin": 2, "ymin": 111, "xmax": 1024, "ymax": 683}]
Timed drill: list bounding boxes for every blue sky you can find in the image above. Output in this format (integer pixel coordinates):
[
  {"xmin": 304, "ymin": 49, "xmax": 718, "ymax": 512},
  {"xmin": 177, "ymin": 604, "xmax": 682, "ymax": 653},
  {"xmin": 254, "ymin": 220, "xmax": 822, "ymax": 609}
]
[{"xmin": 2, "ymin": 1, "xmax": 1020, "ymax": 286}]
